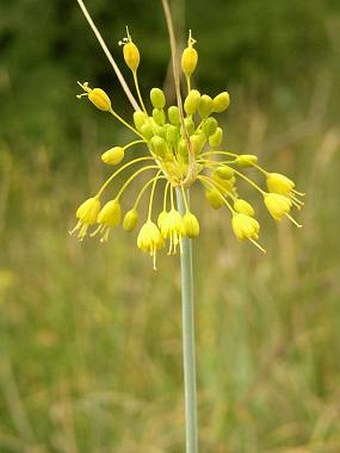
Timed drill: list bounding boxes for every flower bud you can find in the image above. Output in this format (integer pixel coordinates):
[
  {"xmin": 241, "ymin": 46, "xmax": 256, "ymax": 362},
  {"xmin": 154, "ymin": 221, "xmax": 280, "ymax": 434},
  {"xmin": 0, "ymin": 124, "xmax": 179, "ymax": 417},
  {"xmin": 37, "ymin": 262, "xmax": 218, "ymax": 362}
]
[
  {"xmin": 150, "ymin": 136, "xmax": 167, "ymax": 158},
  {"xmin": 190, "ymin": 133, "xmax": 206, "ymax": 156},
  {"xmin": 166, "ymin": 125, "xmax": 179, "ymax": 145},
  {"xmin": 152, "ymin": 108, "xmax": 166, "ymax": 126},
  {"xmin": 76, "ymin": 197, "xmax": 101, "ymax": 225},
  {"xmin": 202, "ymin": 117, "xmax": 218, "ymax": 137},
  {"xmin": 183, "ymin": 212, "xmax": 200, "ymax": 238},
  {"xmin": 140, "ymin": 123, "xmax": 154, "ymax": 140},
  {"xmin": 88, "ymin": 88, "xmax": 111, "ymax": 112},
  {"xmin": 181, "ymin": 43, "xmax": 198, "ymax": 76},
  {"xmin": 198, "ymin": 94, "xmax": 213, "ymax": 118},
  {"xmin": 133, "ymin": 111, "xmax": 148, "ymax": 130},
  {"xmin": 123, "ymin": 209, "xmax": 138, "ymax": 232},
  {"xmin": 178, "ymin": 138, "xmax": 188, "ymax": 158},
  {"xmin": 205, "ymin": 189, "xmax": 224, "ymax": 209},
  {"xmin": 150, "ymin": 88, "xmax": 166, "ymax": 109},
  {"xmin": 213, "ymin": 92, "xmax": 230, "ymax": 113},
  {"xmin": 101, "ymin": 146, "xmax": 124, "ymax": 165},
  {"xmin": 182, "ymin": 117, "xmax": 196, "ymax": 135},
  {"xmin": 266, "ymin": 172, "xmax": 295, "ymax": 195},
  {"xmin": 235, "ymin": 154, "xmax": 258, "ymax": 167},
  {"xmin": 184, "ymin": 90, "xmax": 201, "ymax": 115},
  {"xmin": 168, "ymin": 106, "xmax": 181, "ymax": 125},
  {"xmin": 123, "ymin": 41, "xmax": 140, "ymax": 72},
  {"xmin": 216, "ymin": 165, "xmax": 234, "ymax": 180},
  {"xmin": 234, "ymin": 199, "xmax": 255, "ymax": 217},
  {"xmin": 209, "ymin": 127, "xmax": 223, "ymax": 147}
]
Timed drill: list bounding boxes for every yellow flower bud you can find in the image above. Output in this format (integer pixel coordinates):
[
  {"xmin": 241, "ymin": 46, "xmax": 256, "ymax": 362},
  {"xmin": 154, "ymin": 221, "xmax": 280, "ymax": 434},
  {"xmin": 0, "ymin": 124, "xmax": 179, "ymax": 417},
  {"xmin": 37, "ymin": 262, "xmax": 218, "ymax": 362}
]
[
  {"xmin": 87, "ymin": 88, "xmax": 111, "ymax": 112},
  {"xmin": 213, "ymin": 92, "xmax": 230, "ymax": 113},
  {"xmin": 183, "ymin": 212, "xmax": 200, "ymax": 238},
  {"xmin": 209, "ymin": 127, "xmax": 223, "ymax": 147},
  {"xmin": 168, "ymin": 106, "xmax": 181, "ymax": 125},
  {"xmin": 216, "ymin": 165, "xmax": 234, "ymax": 180},
  {"xmin": 205, "ymin": 189, "xmax": 224, "ymax": 209},
  {"xmin": 202, "ymin": 117, "xmax": 218, "ymax": 137},
  {"xmin": 97, "ymin": 199, "xmax": 121, "ymax": 228},
  {"xmin": 101, "ymin": 146, "xmax": 125, "ymax": 165},
  {"xmin": 235, "ymin": 154, "xmax": 258, "ymax": 167},
  {"xmin": 123, "ymin": 41, "xmax": 140, "ymax": 72},
  {"xmin": 76, "ymin": 197, "xmax": 101, "ymax": 225},
  {"xmin": 184, "ymin": 90, "xmax": 201, "ymax": 115},
  {"xmin": 123, "ymin": 209, "xmax": 138, "ymax": 232},
  {"xmin": 198, "ymin": 94, "xmax": 213, "ymax": 118},
  {"xmin": 150, "ymin": 88, "xmax": 166, "ymax": 109},
  {"xmin": 234, "ymin": 199, "xmax": 255, "ymax": 217},
  {"xmin": 266, "ymin": 172, "xmax": 295, "ymax": 195}
]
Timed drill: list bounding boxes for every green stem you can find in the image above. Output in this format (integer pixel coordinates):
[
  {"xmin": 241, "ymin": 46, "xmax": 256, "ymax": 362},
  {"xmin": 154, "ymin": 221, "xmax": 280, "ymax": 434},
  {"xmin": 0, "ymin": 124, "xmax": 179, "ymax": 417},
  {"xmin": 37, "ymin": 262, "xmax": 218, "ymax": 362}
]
[{"xmin": 176, "ymin": 187, "xmax": 198, "ymax": 453}]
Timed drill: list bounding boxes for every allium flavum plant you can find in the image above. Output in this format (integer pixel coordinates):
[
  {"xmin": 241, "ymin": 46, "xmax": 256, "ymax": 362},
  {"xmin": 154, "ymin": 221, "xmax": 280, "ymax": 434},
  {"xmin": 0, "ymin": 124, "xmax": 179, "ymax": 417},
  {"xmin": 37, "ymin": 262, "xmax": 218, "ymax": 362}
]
[
  {"xmin": 71, "ymin": 28, "xmax": 304, "ymax": 268},
  {"xmin": 72, "ymin": 1, "xmax": 304, "ymax": 450}
]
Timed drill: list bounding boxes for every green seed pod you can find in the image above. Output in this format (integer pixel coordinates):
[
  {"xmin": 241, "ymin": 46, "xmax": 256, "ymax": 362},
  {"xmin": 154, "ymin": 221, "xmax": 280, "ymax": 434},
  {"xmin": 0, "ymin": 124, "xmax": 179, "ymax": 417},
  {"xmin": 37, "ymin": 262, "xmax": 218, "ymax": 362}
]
[
  {"xmin": 216, "ymin": 165, "xmax": 234, "ymax": 179},
  {"xmin": 205, "ymin": 189, "xmax": 224, "ymax": 209},
  {"xmin": 166, "ymin": 125, "xmax": 180, "ymax": 145},
  {"xmin": 213, "ymin": 91, "xmax": 230, "ymax": 113},
  {"xmin": 150, "ymin": 136, "xmax": 167, "ymax": 158},
  {"xmin": 123, "ymin": 208, "xmax": 138, "ymax": 232},
  {"xmin": 198, "ymin": 94, "xmax": 213, "ymax": 118},
  {"xmin": 209, "ymin": 127, "xmax": 223, "ymax": 147},
  {"xmin": 184, "ymin": 89, "xmax": 201, "ymax": 115},
  {"xmin": 202, "ymin": 117, "xmax": 218, "ymax": 137},
  {"xmin": 168, "ymin": 106, "xmax": 181, "ymax": 125},
  {"xmin": 140, "ymin": 122, "xmax": 154, "ymax": 140},
  {"xmin": 101, "ymin": 146, "xmax": 125, "ymax": 165},
  {"xmin": 150, "ymin": 88, "xmax": 166, "ymax": 109},
  {"xmin": 133, "ymin": 111, "xmax": 148, "ymax": 131},
  {"xmin": 236, "ymin": 154, "xmax": 258, "ymax": 167},
  {"xmin": 152, "ymin": 108, "xmax": 166, "ymax": 126},
  {"xmin": 234, "ymin": 199, "xmax": 255, "ymax": 217}
]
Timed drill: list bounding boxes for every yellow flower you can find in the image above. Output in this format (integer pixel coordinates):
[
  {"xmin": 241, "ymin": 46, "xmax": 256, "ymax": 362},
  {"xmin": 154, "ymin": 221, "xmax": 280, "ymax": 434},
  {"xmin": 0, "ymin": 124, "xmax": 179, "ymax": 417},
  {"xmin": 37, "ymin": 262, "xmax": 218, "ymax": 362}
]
[
  {"xmin": 91, "ymin": 199, "xmax": 121, "ymax": 242},
  {"xmin": 264, "ymin": 193, "xmax": 302, "ymax": 227},
  {"xmin": 70, "ymin": 197, "xmax": 101, "ymax": 240},
  {"xmin": 183, "ymin": 212, "xmax": 200, "ymax": 238},
  {"xmin": 266, "ymin": 172, "xmax": 294, "ymax": 195},
  {"xmin": 137, "ymin": 221, "xmax": 164, "ymax": 269},
  {"xmin": 232, "ymin": 213, "xmax": 265, "ymax": 253},
  {"xmin": 77, "ymin": 82, "xmax": 111, "ymax": 112},
  {"xmin": 158, "ymin": 209, "xmax": 185, "ymax": 254}
]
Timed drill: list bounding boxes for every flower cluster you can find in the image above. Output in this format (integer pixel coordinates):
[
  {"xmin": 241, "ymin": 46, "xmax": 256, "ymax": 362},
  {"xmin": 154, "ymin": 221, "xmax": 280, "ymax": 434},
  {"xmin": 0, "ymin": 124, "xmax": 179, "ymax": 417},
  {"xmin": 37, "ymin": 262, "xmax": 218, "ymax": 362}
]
[{"xmin": 71, "ymin": 29, "xmax": 304, "ymax": 269}]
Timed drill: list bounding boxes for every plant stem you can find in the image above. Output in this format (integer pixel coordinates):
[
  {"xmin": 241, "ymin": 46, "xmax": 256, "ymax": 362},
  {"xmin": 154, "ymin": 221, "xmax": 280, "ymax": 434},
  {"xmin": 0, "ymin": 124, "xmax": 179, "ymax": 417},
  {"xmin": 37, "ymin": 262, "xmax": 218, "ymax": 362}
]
[{"xmin": 176, "ymin": 187, "xmax": 198, "ymax": 453}]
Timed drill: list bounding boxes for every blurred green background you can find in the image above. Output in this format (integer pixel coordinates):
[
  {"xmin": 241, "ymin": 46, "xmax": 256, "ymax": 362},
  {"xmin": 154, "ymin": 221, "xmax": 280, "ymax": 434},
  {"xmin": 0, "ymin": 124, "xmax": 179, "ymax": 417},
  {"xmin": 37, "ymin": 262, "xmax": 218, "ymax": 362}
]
[{"xmin": 1, "ymin": 0, "xmax": 340, "ymax": 451}]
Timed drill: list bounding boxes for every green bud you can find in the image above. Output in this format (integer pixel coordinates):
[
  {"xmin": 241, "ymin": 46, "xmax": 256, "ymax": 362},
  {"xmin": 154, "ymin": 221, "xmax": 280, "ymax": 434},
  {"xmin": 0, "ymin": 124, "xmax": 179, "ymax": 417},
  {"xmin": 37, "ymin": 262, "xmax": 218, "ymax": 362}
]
[
  {"xmin": 150, "ymin": 88, "xmax": 166, "ymax": 109},
  {"xmin": 123, "ymin": 208, "xmax": 138, "ymax": 232},
  {"xmin": 184, "ymin": 89, "xmax": 201, "ymax": 115},
  {"xmin": 216, "ymin": 165, "xmax": 234, "ymax": 179},
  {"xmin": 133, "ymin": 111, "xmax": 148, "ymax": 131},
  {"xmin": 140, "ymin": 123, "xmax": 153, "ymax": 140},
  {"xmin": 152, "ymin": 108, "xmax": 165, "ymax": 126},
  {"xmin": 101, "ymin": 146, "xmax": 125, "ymax": 165},
  {"xmin": 178, "ymin": 137, "xmax": 188, "ymax": 158},
  {"xmin": 190, "ymin": 133, "xmax": 206, "ymax": 156},
  {"xmin": 150, "ymin": 136, "xmax": 167, "ymax": 158},
  {"xmin": 234, "ymin": 199, "xmax": 255, "ymax": 217},
  {"xmin": 213, "ymin": 91, "xmax": 230, "ymax": 113},
  {"xmin": 166, "ymin": 125, "xmax": 179, "ymax": 145},
  {"xmin": 198, "ymin": 94, "xmax": 213, "ymax": 118},
  {"xmin": 235, "ymin": 154, "xmax": 258, "ymax": 167},
  {"xmin": 182, "ymin": 117, "xmax": 195, "ymax": 135},
  {"xmin": 202, "ymin": 117, "xmax": 218, "ymax": 137},
  {"xmin": 168, "ymin": 106, "xmax": 181, "ymax": 125},
  {"xmin": 209, "ymin": 127, "xmax": 223, "ymax": 147},
  {"xmin": 205, "ymin": 189, "xmax": 224, "ymax": 209},
  {"xmin": 152, "ymin": 124, "xmax": 166, "ymax": 139}
]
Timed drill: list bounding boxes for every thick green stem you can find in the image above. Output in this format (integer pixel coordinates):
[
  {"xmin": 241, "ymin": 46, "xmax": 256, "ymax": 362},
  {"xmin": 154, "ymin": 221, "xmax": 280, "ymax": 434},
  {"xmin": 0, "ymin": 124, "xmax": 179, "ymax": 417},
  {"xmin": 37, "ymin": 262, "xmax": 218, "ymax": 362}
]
[{"xmin": 176, "ymin": 187, "xmax": 198, "ymax": 453}]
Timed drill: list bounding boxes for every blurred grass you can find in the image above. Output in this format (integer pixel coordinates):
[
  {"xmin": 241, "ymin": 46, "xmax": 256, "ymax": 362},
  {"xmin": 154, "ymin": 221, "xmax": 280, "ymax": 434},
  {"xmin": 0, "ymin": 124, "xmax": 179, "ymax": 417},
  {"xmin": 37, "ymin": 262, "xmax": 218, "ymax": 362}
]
[
  {"xmin": 1, "ymin": 84, "xmax": 340, "ymax": 451},
  {"xmin": 1, "ymin": 0, "xmax": 340, "ymax": 451}
]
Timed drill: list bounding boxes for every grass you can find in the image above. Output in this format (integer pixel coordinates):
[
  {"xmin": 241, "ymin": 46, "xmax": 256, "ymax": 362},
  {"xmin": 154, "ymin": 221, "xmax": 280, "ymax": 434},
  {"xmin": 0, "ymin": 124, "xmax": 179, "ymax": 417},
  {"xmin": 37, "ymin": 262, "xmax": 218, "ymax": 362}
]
[{"xmin": 0, "ymin": 86, "xmax": 340, "ymax": 452}]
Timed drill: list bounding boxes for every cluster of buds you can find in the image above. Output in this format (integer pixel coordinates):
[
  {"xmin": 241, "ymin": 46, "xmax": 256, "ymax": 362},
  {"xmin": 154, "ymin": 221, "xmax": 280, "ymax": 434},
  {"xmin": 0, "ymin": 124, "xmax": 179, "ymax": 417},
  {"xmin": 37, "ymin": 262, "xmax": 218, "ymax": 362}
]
[{"xmin": 71, "ymin": 29, "xmax": 304, "ymax": 268}]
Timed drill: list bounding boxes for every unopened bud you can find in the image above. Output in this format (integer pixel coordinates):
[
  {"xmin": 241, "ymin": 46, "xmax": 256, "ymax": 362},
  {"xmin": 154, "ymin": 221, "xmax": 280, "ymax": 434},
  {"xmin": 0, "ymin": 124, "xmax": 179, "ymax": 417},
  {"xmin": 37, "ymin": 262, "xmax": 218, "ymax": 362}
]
[
  {"xmin": 209, "ymin": 127, "xmax": 223, "ymax": 147},
  {"xmin": 101, "ymin": 146, "xmax": 125, "ymax": 165},
  {"xmin": 133, "ymin": 111, "xmax": 148, "ymax": 130},
  {"xmin": 123, "ymin": 209, "xmax": 138, "ymax": 232},
  {"xmin": 152, "ymin": 108, "xmax": 166, "ymax": 126},
  {"xmin": 168, "ymin": 106, "xmax": 181, "ymax": 125},
  {"xmin": 216, "ymin": 165, "xmax": 234, "ymax": 179},
  {"xmin": 88, "ymin": 88, "xmax": 111, "ymax": 112},
  {"xmin": 213, "ymin": 92, "xmax": 230, "ymax": 113},
  {"xmin": 150, "ymin": 136, "xmax": 167, "ymax": 158},
  {"xmin": 190, "ymin": 133, "xmax": 206, "ymax": 156},
  {"xmin": 150, "ymin": 88, "xmax": 166, "ymax": 109},
  {"xmin": 202, "ymin": 117, "xmax": 218, "ymax": 137},
  {"xmin": 198, "ymin": 94, "xmax": 213, "ymax": 118},
  {"xmin": 205, "ymin": 189, "xmax": 224, "ymax": 209},
  {"xmin": 166, "ymin": 125, "xmax": 179, "ymax": 145},
  {"xmin": 234, "ymin": 199, "xmax": 255, "ymax": 217},
  {"xmin": 184, "ymin": 90, "xmax": 201, "ymax": 115},
  {"xmin": 236, "ymin": 154, "xmax": 258, "ymax": 167}
]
